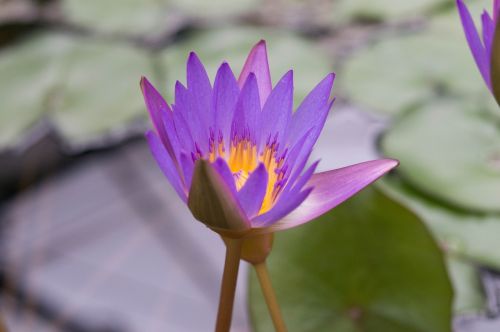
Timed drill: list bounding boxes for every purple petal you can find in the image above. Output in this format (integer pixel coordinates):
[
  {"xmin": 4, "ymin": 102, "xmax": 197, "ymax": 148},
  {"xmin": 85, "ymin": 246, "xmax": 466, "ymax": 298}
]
[
  {"xmin": 238, "ymin": 40, "xmax": 272, "ymax": 107},
  {"xmin": 188, "ymin": 159, "xmax": 250, "ymax": 233},
  {"xmin": 259, "ymin": 70, "xmax": 293, "ymax": 152},
  {"xmin": 285, "ymin": 73, "xmax": 335, "ymax": 147},
  {"xmin": 172, "ymin": 102, "xmax": 195, "ymax": 152},
  {"xmin": 288, "ymin": 160, "xmax": 319, "ymax": 192},
  {"xmin": 251, "ymin": 188, "xmax": 313, "ymax": 228},
  {"xmin": 457, "ymin": 0, "xmax": 491, "ymax": 88},
  {"xmin": 251, "ymin": 161, "xmax": 318, "ymax": 227},
  {"xmin": 232, "ymin": 73, "xmax": 261, "ymax": 143},
  {"xmin": 146, "ymin": 131, "xmax": 187, "ymax": 202},
  {"xmin": 212, "ymin": 158, "xmax": 237, "ymax": 194},
  {"xmin": 213, "ymin": 62, "xmax": 240, "ymax": 151},
  {"xmin": 279, "ymin": 127, "xmax": 315, "ymax": 188},
  {"xmin": 187, "ymin": 52, "xmax": 213, "ymax": 131},
  {"xmin": 482, "ymin": 11, "xmax": 494, "ymax": 56},
  {"xmin": 174, "ymin": 81, "xmax": 206, "ymax": 152},
  {"xmin": 284, "ymin": 99, "xmax": 335, "ymax": 187},
  {"xmin": 140, "ymin": 77, "xmax": 180, "ymax": 160},
  {"xmin": 256, "ymin": 159, "xmax": 399, "ymax": 233},
  {"xmin": 238, "ymin": 163, "xmax": 268, "ymax": 219}
]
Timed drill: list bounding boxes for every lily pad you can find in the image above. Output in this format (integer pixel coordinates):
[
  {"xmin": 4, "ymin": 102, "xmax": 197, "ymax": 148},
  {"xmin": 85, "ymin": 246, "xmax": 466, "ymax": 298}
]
[
  {"xmin": 51, "ymin": 38, "xmax": 156, "ymax": 149},
  {"xmin": 0, "ymin": 32, "xmax": 157, "ymax": 152},
  {"xmin": 381, "ymin": 100, "xmax": 500, "ymax": 213},
  {"xmin": 169, "ymin": 0, "xmax": 258, "ymax": 17},
  {"xmin": 340, "ymin": 9, "xmax": 497, "ymax": 115},
  {"xmin": 62, "ymin": 0, "xmax": 172, "ymax": 36},
  {"xmin": 249, "ymin": 187, "xmax": 452, "ymax": 332},
  {"xmin": 378, "ymin": 176, "xmax": 500, "ymax": 271},
  {"xmin": 161, "ymin": 27, "xmax": 333, "ymax": 106},
  {"xmin": 332, "ymin": 0, "xmax": 449, "ymax": 23},
  {"xmin": 0, "ymin": 34, "xmax": 73, "ymax": 150},
  {"xmin": 446, "ymin": 256, "xmax": 486, "ymax": 314}
]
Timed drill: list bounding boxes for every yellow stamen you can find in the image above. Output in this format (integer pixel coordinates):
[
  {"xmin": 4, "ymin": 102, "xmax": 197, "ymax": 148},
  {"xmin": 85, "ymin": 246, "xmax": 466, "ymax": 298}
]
[{"xmin": 205, "ymin": 133, "xmax": 285, "ymax": 215}]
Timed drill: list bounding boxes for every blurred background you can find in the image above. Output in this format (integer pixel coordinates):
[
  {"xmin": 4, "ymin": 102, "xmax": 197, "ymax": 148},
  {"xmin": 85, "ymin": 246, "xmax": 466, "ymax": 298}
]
[{"xmin": 0, "ymin": 0, "xmax": 499, "ymax": 331}]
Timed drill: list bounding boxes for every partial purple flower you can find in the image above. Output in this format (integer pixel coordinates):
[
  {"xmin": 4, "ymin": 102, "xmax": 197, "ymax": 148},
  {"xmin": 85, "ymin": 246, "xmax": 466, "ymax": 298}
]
[
  {"xmin": 457, "ymin": 0, "xmax": 500, "ymax": 92},
  {"xmin": 141, "ymin": 40, "xmax": 398, "ymax": 238}
]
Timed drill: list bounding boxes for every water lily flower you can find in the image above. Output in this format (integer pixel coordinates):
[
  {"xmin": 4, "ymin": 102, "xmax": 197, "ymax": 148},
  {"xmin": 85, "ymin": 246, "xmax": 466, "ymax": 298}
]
[
  {"xmin": 141, "ymin": 40, "xmax": 398, "ymax": 239},
  {"xmin": 141, "ymin": 40, "xmax": 398, "ymax": 332},
  {"xmin": 457, "ymin": 0, "xmax": 500, "ymax": 101}
]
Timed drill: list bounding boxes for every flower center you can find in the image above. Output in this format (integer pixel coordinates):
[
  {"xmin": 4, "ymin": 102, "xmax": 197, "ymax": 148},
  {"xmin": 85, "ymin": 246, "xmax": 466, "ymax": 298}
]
[{"xmin": 207, "ymin": 131, "xmax": 286, "ymax": 214}]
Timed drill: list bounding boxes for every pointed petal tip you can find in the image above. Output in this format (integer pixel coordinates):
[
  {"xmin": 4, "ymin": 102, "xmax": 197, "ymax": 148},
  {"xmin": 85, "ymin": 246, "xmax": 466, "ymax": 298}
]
[
  {"xmin": 326, "ymin": 72, "xmax": 336, "ymax": 84},
  {"xmin": 188, "ymin": 51, "xmax": 198, "ymax": 60},
  {"xmin": 384, "ymin": 158, "xmax": 400, "ymax": 169},
  {"xmin": 175, "ymin": 80, "xmax": 186, "ymax": 89},
  {"xmin": 253, "ymin": 39, "xmax": 267, "ymax": 50},
  {"xmin": 216, "ymin": 61, "xmax": 235, "ymax": 76},
  {"xmin": 139, "ymin": 76, "xmax": 150, "ymax": 92},
  {"xmin": 283, "ymin": 69, "xmax": 294, "ymax": 81},
  {"xmin": 239, "ymin": 40, "xmax": 272, "ymax": 105},
  {"xmin": 243, "ymin": 71, "xmax": 258, "ymax": 85}
]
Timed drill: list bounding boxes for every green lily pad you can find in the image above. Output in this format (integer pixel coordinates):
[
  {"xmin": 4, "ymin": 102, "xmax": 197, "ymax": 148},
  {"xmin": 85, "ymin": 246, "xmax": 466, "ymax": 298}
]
[
  {"xmin": 160, "ymin": 27, "xmax": 333, "ymax": 106},
  {"xmin": 339, "ymin": 9, "xmax": 497, "ymax": 115},
  {"xmin": 169, "ymin": 0, "xmax": 258, "ymax": 17},
  {"xmin": 249, "ymin": 187, "xmax": 452, "ymax": 332},
  {"xmin": 332, "ymin": 0, "xmax": 450, "ymax": 23},
  {"xmin": 51, "ymin": 38, "xmax": 156, "ymax": 148},
  {"xmin": 378, "ymin": 176, "xmax": 500, "ymax": 270},
  {"xmin": 62, "ymin": 0, "xmax": 171, "ymax": 36},
  {"xmin": 63, "ymin": 0, "xmax": 260, "ymax": 36},
  {"xmin": 381, "ymin": 100, "xmax": 500, "ymax": 213},
  {"xmin": 0, "ymin": 34, "xmax": 74, "ymax": 150},
  {"xmin": 446, "ymin": 256, "xmax": 486, "ymax": 314},
  {"xmin": 0, "ymin": 32, "xmax": 157, "ymax": 151}
]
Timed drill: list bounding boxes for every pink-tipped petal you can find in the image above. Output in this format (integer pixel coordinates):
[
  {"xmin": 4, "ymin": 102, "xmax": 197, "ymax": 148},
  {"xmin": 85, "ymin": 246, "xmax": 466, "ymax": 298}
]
[
  {"xmin": 260, "ymin": 159, "xmax": 399, "ymax": 233},
  {"xmin": 146, "ymin": 131, "xmax": 187, "ymax": 202},
  {"xmin": 188, "ymin": 159, "xmax": 250, "ymax": 232},
  {"xmin": 238, "ymin": 40, "xmax": 272, "ymax": 107}
]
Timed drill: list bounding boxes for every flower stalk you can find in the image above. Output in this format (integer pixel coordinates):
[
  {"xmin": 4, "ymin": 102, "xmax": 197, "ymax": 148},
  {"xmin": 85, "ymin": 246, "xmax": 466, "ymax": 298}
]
[
  {"xmin": 237, "ymin": 234, "xmax": 287, "ymax": 331},
  {"xmin": 254, "ymin": 262, "xmax": 287, "ymax": 332},
  {"xmin": 215, "ymin": 237, "xmax": 243, "ymax": 332}
]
